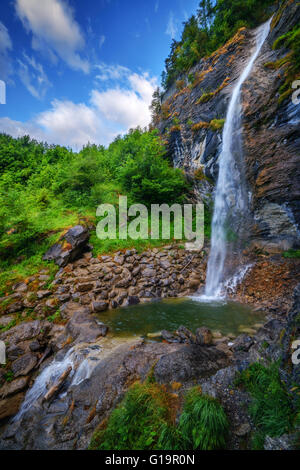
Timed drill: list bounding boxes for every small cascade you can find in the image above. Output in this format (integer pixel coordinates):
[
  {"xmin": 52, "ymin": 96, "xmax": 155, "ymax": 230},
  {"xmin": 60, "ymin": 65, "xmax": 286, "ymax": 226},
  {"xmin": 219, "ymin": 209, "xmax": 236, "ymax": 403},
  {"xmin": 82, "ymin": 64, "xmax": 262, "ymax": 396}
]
[
  {"xmin": 204, "ymin": 19, "xmax": 272, "ymax": 299},
  {"xmin": 13, "ymin": 344, "xmax": 103, "ymax": 422}
]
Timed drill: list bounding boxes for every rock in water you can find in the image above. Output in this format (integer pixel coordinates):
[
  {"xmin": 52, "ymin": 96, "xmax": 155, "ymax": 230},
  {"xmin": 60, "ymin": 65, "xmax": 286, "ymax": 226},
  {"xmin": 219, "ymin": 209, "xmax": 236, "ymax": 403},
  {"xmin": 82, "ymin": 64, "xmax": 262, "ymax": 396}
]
[{"xmin": 43, "ymin": 225, "xmax": 90, "ymax": 267}]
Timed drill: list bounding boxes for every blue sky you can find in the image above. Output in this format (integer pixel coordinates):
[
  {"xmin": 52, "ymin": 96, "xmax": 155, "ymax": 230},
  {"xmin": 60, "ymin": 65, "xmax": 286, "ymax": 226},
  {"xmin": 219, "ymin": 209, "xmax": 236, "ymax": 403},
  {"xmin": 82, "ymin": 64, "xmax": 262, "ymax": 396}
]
[{"xmin": 0, "ymin": 0, "xmax": 199, "ymax": 149}]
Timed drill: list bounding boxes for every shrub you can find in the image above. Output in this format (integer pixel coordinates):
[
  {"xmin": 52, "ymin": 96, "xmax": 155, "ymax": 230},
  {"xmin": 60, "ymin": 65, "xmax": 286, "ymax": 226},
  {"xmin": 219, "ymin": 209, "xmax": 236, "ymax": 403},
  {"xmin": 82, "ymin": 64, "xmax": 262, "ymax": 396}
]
[
  {"xmin": 235, "ymin": 362, "xmax": 295, "ymax": 448},
  {"xmin": 90, "ymin": 382, "xmax": 229, "ymax": 451},
  {"xmin": 89, "ymin": 382, "xmax": 178, "ymax": 450},
  {"xmin": 177, "ymin": 387, "xmax": 229, "ymax": 450}
]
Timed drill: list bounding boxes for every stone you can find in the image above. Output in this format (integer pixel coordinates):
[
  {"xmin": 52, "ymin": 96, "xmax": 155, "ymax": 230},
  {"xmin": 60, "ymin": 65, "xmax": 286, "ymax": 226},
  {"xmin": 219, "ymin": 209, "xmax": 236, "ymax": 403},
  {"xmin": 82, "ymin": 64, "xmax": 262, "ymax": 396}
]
[
  {"xmin": 126, "ymin": 296, "xmax": 140, "ymax": 306},
  {"xmin": 77, "ymin": 283, "xmax": 94, "ymax": 293},
  {"xmin": 0, "ymin": 376, "xmax": 29, "ymax": 399},
  {"xmin": 176, "ymin": 326, "xmax": 196, "ymax": 344},
  {"xmin": 142, "ymin": 268, "xmax": 156, "ymax": 278},
  {"xmin": 0, "ymin": 393, "xmax": 25, "ymax": 420},
  {"xmin": 231, "ymin": 334, "xmax": 254, "ymax": 352},
  {"xmin": 196, "ymin": 327, "xmax": 213, "ymax": 346},
  {"xmin": 92, "ymin": 301, "xmax": 108, "ymax": 312},
  {"xmin": 0, "ymin": 320, "xmax": 42, "ymax": 344},
  {"xmin": 13, "ymin": 282, "xmax": 28, "ymax": 293},
  {"xmin": 264, "ymin": 434, "xmax": 296, "ymax": 451},
  {"xmin": 114, "ymin": 255, "xmax": 124, "ymax": 265},
  {"xmin": 234, "ymin": 423, "xmax": 251, "ymax": 437},
  {"xmin": 43, "ymin": 225, "xmax": 90, "ymax": 267},
  {"xmin": 6, "ymin": 302, "xmax": 23, "ymax": 314},
  {"xmin": 188, "ymin": 279, "xmax": 200, "ymax": 290},
  {"xmin": 37, "ymin": 290, "xmax": 52, "ymax": 300},
  {"xmin": 0, "ymin": 315, "xmax": 14, "ymax": 327},
  {"xmin": 11, "ymin": 353, "xmax": 38, "ymax": 377}
]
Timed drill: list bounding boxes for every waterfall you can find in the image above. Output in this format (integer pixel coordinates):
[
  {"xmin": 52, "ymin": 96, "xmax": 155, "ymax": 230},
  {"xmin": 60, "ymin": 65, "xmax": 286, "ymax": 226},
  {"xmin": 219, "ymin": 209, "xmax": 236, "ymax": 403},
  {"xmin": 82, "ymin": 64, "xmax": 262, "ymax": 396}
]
[{"xmin": 204, "ymin": 19, "xmax": 272, "ymax": 299}]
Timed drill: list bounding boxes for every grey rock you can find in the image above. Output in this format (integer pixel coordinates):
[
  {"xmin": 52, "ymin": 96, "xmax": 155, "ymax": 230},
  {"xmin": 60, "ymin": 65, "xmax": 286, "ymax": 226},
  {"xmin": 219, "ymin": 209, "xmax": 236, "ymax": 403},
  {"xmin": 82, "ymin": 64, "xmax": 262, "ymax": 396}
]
[{"xmin": 11, "ymin": 353, "xmax": 38, "ymax": 377}]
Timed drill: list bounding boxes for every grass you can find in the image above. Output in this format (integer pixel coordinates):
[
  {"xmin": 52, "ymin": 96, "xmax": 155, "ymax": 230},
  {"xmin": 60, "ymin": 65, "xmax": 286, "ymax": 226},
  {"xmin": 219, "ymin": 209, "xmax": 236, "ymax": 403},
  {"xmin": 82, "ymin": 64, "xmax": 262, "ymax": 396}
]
[
  {"xmin": 282, "ymin": 249, "xmax": 300, "ymax": 259},
  {"xmin": 235, "ymin": 362, "xmax": 297, "ymax": 449},
  {"xmin": 89, "ymin": 381, "xmax": 228, "ymax": 451}
]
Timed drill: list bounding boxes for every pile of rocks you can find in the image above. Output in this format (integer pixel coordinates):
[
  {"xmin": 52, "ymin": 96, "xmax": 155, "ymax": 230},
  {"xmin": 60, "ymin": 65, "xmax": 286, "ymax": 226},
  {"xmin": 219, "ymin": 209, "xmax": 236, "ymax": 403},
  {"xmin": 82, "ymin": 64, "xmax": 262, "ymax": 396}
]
[{"xmin": 0, "ymin": 244, "xmax": 206, "ymax": 327}]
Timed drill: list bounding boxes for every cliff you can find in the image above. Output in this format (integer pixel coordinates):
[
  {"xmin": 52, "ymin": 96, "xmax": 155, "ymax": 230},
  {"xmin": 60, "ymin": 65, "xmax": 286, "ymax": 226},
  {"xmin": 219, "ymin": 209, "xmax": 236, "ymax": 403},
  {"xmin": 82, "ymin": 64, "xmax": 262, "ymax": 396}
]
[{"xmin": 156, "ymin": 0, "xmax": 300, "ymax": 252}]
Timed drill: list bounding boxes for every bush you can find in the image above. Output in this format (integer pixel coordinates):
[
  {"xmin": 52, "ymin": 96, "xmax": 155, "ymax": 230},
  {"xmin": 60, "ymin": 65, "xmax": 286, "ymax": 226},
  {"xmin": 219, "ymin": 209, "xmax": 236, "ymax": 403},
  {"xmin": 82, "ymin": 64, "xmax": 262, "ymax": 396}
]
[
  {"xmin": 90, "ymin": 383, "xmax": 229, "ymax": 451},
  {"xmin": 235, "ymin": 362, "xmax": 295, "ymax": 448}
]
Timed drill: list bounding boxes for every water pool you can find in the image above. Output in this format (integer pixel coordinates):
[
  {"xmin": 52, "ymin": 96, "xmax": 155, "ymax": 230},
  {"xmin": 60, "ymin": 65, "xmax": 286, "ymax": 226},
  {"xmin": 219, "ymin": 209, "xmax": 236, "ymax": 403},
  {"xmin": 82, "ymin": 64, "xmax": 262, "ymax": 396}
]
[{"xmin": 96, "ymin": 297, "xmax": 265, "ymax": 339}]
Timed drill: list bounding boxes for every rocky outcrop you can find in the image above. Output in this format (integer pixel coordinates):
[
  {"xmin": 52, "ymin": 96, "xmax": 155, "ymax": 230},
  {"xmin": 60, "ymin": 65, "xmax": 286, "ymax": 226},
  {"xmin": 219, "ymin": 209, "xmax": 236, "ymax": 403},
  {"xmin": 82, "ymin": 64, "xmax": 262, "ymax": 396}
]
[
  {"xmin": 0, "ymin": 339, "xmax": 229, "ymax": 450},
  {"xmin": 43, "ymin": 225, "xmax": 90, "ymax": 267},
  {"xmin": 157, "ymin": 1, "xmax": 300, "ymax": 251}
]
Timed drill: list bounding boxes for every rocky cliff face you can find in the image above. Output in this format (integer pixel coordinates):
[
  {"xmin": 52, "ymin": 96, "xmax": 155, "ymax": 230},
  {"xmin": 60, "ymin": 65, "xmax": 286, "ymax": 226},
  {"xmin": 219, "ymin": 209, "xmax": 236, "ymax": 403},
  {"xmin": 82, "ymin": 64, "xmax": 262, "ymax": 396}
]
[{"xmin": 157, "ymin": 1, "xmax": 300, "ymax": 252}]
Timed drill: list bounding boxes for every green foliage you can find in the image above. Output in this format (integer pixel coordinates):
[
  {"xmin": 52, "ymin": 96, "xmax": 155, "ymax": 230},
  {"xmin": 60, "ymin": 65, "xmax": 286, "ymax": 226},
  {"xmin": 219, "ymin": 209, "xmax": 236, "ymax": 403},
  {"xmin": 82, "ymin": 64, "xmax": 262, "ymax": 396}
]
[
  {"xmin": 4, "ymin": 370, "xmax": 14, "ymax": 383},
  {"xmin": 162, "ymin": 0, "xmax": 276, "ymax": 89},
  {"xmin": 236, "ymin": 362, "xmax": 295, "ymax": 448},
  {"xmin": 177, "ymin": 387, "xmax": 229, "ymax": 450},
  {"xmin": 90, "ymin": 382, "xmax": 228, "ymax": 451},
  {"xmin": 0, "ymin": 129, "xmax": 189, "ymax": 293},
  {"xmin": 90, "ymin": 382, "xmax": 174, "ymax": 450},
  {"xmin": 282, "ymin": 249, "xmax": 300, "ymax": 259},
  {"xmin": 273, "ymin": 25, "xmax": 300, "ymax": 105}
]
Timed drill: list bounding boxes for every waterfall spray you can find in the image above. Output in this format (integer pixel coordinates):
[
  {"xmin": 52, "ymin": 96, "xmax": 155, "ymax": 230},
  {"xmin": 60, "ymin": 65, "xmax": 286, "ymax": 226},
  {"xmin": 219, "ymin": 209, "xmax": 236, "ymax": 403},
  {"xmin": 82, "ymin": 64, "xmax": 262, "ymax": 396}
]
[{"xmin": 204, "ymin": 19, "xmax": 272, "ymax": 299}]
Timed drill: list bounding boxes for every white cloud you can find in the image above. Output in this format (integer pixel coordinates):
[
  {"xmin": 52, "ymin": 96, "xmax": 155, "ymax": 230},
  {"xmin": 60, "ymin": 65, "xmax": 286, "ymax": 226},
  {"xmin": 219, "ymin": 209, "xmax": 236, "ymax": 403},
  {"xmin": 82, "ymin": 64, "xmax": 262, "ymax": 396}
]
[
  {"xmin": 0, "ymin": 68, "xmax": 158, "ymax": 150},
  {"xmin": 99, "ymin": 35, "xmax": 106, "ymax": 49},
  {"xmin": 155, "ymin": 1, "xmax": 159, "ymax": 13},
  {"xmin": 15, "ymin": 0, "xmax": 90, "ymax": 73},
  {"xmin": 166, "ymin": 11, "xmax": 178, "ymax": 39},
  {"xmin": 18, "ymin": 53, "xmax": 52, "ymax": 99},
  {"xmin": 0, "ymin": 22, "xmax": 13, "ymax": 81},
  {"xmin": 95, "ymin": 63, "xmax": 130, "ymax": 82}
]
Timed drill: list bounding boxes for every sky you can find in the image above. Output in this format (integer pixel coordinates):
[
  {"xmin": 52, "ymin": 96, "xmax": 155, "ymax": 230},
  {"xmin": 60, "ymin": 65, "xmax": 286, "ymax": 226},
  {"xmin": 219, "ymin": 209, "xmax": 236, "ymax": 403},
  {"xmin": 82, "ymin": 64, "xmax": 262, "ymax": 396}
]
[{"xmin": 0, "ymin": 0, "xmax": 200, "ymax": 149}]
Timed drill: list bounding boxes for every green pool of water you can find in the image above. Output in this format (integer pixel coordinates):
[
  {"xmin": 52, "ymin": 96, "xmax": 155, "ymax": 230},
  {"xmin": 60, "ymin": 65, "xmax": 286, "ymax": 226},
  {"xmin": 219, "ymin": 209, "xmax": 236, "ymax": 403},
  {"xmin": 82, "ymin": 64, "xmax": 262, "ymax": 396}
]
[{"xmin": 97, "ymin": 297, "xmax": 265, "ymax": 339}]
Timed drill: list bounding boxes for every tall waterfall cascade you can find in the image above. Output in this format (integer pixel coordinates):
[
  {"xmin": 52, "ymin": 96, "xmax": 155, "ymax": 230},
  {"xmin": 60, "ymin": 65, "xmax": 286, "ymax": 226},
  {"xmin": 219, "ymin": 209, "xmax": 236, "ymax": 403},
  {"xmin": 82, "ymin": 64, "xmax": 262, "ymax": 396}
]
[{"xmin": 204, "ymin": 19, "xmax": 272, "ymax": 299}]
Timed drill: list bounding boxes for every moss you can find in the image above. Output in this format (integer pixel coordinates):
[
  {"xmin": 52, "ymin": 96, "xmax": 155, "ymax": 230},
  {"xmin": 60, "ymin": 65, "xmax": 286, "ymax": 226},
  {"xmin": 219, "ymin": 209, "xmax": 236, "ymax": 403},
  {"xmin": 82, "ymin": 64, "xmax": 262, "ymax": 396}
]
[
  {"xmin": 197, "ymin": 92, "xmax": 214, "ymax": 105},
  {"xmin": 271, "ymin": 25, "xmax": 300, "ymax": 106},
  {"xmin": 196, "ymin": 78, "xmax": 230, "ymax": 106},
  {"xmin": 175, "ymin": 79, "xmax": 185, "ymax": 90},
  {"xmin": 169, "ymin": 125, "xmax": 181, "ymax": 133},
  {"xmin": 209, "ymin": 119, "xmax": 225, "ymax": 131},
  {"xmin": 191, "ymin": 121, "xmax": 210, "ymax": 132}
]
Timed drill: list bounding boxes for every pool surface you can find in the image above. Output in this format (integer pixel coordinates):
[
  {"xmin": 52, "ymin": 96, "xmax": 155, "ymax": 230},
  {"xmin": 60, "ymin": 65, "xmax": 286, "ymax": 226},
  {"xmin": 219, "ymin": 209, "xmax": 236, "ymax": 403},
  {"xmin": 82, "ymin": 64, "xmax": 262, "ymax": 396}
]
[{"xmin": 97, "ymin": 297, "xmax": 265, "ymax": 339}]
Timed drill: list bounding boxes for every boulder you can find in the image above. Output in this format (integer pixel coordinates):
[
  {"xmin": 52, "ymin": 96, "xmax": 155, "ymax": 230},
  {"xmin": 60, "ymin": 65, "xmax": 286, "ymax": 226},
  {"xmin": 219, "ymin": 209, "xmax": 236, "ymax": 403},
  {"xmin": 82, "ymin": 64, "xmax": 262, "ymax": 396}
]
[
  {"xmin": 43, "ymin": 225, "xmax": 90, "ymax": 267},
  {"xmin": 196, "ymin": 327, "xmax": 213, "ymax": 346},
  {"xmin": 11, "ymin": 353, "xmax": 38, "ymax": 377},
  {"xmin": 0, "ymin": 393, "xmax": 25, "ymax": 420}
]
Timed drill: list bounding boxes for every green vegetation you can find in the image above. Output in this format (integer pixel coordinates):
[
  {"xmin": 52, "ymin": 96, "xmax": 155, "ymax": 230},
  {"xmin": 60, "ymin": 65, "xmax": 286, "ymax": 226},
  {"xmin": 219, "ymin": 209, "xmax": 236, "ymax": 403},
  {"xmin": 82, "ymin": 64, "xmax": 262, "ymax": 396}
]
[
  {"xmin": 0, "ymin": 129, "xmax": 190, "ymax": 294},
  {"xmin": 90, "ymin": 381, "xmax": 229, "ymax": 451},
  {"xmin": 162, "ymin": 0, "xmax": 276, "ymax": 89},
  {"xmin": 235, "ymin": 362, "xmax": 298, "ymax": 449},
  {"xmin": 273, "ymin": 25, "xmax": 300, "ymax": 105},
  {"xmin": 282, "ymin": 249, "xmax": 300, "ymax": 258}
]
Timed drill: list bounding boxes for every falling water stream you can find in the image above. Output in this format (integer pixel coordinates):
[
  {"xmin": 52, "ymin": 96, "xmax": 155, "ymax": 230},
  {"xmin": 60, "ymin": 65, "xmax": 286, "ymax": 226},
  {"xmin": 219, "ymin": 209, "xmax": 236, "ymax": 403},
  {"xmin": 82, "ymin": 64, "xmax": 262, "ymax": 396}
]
[{"xmin": 204, "ymin": 19, "xmax": 272, "ymax": 299}]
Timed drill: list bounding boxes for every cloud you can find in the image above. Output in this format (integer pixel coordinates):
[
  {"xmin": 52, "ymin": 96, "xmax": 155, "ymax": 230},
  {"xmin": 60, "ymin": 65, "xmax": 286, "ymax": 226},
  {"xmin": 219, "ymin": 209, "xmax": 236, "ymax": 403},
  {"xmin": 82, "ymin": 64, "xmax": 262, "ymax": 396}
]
[
  {"xmin": 0, "ymin": 68, "xmax": 158, "ymax": 149},
  {"xmin": 15, "ymin": 0, "xmax": 90, "ymax": 73},
  {"xmin": 155, "ymin": 1, "xmax": 159, "ymax": 13},
  {"xmin": 18, "ymin": 53, "xmax": 52, "ymax": 99},
  {"xmin": 0, "ymin": 22, "xmax": 13, "ymax": 81},
  {"xmin": 95, "ymin": 63, "xmax": 130, "ymax": 82},
  {"xmin": 99, "ymin": 35, "xmax": 106, "ymax": 49},
  {"xmin": 166, "ymin": 11, "xmax": 178, "ymax": 39}
]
